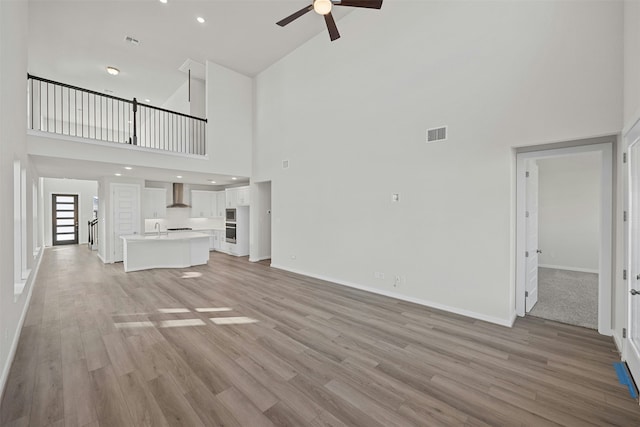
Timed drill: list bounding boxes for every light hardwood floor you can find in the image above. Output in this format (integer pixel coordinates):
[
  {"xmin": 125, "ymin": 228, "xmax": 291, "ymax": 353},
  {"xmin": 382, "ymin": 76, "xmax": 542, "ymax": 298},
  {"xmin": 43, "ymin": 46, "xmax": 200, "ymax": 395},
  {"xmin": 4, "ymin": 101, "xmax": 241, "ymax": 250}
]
[{"xmin": 1, "ymin": 245, "xmax": 639, "ymax": 426}]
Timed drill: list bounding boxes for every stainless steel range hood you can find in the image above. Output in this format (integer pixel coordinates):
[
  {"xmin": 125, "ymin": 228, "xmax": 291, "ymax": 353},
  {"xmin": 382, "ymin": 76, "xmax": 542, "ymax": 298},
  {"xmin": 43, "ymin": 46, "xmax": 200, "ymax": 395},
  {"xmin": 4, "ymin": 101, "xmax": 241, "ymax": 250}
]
[{"xmin": 167, "ymin": 183, "xmax": 190, "ymax": 208}]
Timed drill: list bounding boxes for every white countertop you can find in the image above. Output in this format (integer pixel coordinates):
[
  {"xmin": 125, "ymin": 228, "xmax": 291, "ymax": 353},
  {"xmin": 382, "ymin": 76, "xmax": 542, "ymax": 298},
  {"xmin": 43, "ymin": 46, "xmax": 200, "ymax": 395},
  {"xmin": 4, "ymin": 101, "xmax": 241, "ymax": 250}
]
[{"xmin": 122, "ymin": 232, "xmax": 210, "ymax": 241}]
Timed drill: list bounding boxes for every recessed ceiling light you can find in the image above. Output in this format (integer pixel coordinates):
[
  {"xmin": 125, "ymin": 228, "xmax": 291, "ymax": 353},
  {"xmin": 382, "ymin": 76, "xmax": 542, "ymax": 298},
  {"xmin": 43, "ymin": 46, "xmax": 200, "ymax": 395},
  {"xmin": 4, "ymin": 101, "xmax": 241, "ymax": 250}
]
[
  {"xmin": 124, "ymin": 166, "xmax": 132, "ymax": 170},
  {"xmin": 106, "ymin": 66, "xmax": 120, "ymax": 76},
  {"xmin": 159, "ymin": 0, "xmax": 167, "ymax": 3},
  {"xmin": 209, "ymin": 180, "xmax": 216, "ymax": 184},
  {"xmin": 145, "ymin": 98, "xmax": 151, "ymax": 103},
  {"xmin": 231, "ymin": 177, "xmax": 237, "ymax": 180},
  {"xmin": 176, "ymin": 175, "xmax": 182, "ymax": 179},
  {"xmin": 114, "ymin": 173, "xmax": 122, "ymax": 176},
  {"xmin": 196, "ymin": 16, "xmax": 205, "ymax": 24}
]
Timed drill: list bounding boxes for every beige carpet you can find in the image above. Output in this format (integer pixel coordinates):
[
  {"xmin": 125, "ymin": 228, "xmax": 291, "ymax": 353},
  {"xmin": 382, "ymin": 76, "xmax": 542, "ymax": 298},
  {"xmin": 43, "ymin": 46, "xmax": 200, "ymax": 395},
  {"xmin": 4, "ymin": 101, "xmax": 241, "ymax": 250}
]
[{"xmin": 528, "ymin": 267, "xmax": 598, "ymax": 329}]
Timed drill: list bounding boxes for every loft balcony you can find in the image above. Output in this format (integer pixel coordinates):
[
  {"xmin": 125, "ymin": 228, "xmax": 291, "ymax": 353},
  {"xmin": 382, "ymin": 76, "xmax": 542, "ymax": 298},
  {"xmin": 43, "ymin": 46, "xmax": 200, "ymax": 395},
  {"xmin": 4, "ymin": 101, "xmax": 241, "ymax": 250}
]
[{"xmin": 27, "ymin": 74, "xmax": 207, "ymax": 156}]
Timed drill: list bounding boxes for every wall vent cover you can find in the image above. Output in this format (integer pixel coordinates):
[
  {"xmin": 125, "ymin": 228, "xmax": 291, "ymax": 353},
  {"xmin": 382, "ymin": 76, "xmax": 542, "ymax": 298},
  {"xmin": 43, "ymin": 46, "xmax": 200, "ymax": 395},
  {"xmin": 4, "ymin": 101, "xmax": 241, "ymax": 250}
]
[
  {"xmin": 282, "ymin": 160, "xmax": 290, "ymax": 169},
  {"xmin": 426, "ymin": 126, "xmax": 447, "ymax": 143}
]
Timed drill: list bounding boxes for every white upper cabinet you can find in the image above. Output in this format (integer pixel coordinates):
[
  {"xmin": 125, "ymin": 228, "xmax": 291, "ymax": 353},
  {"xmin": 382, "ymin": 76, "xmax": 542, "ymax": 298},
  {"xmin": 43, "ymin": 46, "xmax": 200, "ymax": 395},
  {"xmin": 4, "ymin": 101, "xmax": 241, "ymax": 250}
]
[
  {"xmin": 191, "ymin": 190, "xmax": 218, "ymax": 218},
  {"xmin": 226, "ymin": 188, "xmax": 237, "ymax": 208},
  {"xmin": 226, "ymin": 186, "xmax": 250, "ymax": 208},
  {"xmin": 216, "ymin": 191, "xmax": 225, "ymax": 217},
  {"xmin": 142, "ymin": 188, "xmax": 167, "ymax": 219},
  {"xmin": 236, "ymin": 186, "xmax": 250, "ymax": 206}
]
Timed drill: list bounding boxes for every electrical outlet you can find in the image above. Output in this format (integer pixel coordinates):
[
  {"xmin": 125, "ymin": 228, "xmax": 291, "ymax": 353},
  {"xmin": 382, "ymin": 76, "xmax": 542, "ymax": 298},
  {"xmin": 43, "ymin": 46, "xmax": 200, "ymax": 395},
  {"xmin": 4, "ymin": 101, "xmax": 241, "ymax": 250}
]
[{"xmin": 394, "ymin": 275, "xmax": 401, "ymax": 287}]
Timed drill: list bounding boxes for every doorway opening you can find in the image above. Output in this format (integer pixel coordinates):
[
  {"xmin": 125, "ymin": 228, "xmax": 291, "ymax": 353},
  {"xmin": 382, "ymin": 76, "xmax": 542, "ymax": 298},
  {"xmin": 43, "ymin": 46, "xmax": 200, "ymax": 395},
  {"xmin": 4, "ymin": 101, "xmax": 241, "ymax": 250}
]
[
  {"xmin": 515, "ymin": 141, "xmax": 613, "ymax": 335},
  {"xmin": 52, "ymin": 193, "xmax": 79, "ymax": 245}
]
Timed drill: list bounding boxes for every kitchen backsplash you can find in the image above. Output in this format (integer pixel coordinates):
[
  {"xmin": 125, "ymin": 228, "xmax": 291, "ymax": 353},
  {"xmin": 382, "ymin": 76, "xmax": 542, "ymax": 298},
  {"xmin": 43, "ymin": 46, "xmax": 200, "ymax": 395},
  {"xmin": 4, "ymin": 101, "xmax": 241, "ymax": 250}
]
[{"xmin": 144, "ymin": 208, "xmax": 224, "ymax": 232}]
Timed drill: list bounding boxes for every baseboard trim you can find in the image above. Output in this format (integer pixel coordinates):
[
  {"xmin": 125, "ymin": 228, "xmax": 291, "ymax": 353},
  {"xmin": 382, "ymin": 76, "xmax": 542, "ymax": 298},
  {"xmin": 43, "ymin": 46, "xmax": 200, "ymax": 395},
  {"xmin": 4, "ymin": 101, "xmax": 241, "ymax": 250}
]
[
  {"xmin": 509, "ymin": 311, "xmax": 518, "ymax": 327},
  {"xmin": 97, "ymin": 252, "xmax": 106, "ymax": 263},
  {"xmin": 270, "ymin": 264, "xmax": 514, "ymax": 328},
  {"xmin": 249, "ymin": 256, "xmax": 271, "ymax": 262},
  {"xmin": 539, "ymin": 264, "xmax": 599, "ymax": 274},
  {"xmin": 0, "ymin": 247, "xmax": 44, "ymax": 403},
  {"xmin": 613, "ymin": 330, "xmax": 624, "ymax": 355}
]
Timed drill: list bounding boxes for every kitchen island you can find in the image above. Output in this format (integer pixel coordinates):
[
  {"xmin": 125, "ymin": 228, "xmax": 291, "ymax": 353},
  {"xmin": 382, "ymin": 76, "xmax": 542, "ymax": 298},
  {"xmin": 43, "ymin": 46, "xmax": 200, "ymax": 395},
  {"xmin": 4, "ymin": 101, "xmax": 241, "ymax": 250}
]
[{"xmin": 120, "ymin": 232, "xmax": 210, "ymax": 272}]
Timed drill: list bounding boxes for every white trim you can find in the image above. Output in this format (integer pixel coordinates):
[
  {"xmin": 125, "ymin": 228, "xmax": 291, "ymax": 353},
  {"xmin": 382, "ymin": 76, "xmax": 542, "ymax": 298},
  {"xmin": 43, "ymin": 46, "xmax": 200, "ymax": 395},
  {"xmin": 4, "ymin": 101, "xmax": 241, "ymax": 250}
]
[
  {"xmin": 538, "ymin": 264, "xmax": 600, "ymax": 274},
  {"xmin": 515, "ymin": 142, "xmax": 613, "ymax": 336},
  {"xmin": 271, "ymin": 264, "xmax": 515, "ymax": 327},
  {"xmin": 249, "ymin": 256, "xmax": 271, "ymax": 262},
  {"xmin": 623, "ymin": 113, "xmax": 640, "ymax": 138},
  {"xmin": 614, "ymin": 331, "xmax": 624, "ymax": 355},
  {"xmin": 97, "ymin": 252, "xmax": 106, "ymax": 263},
  {"xmin": 0, "ymin": 247, "xmax": 44, "ymax": 402},
  {"xmin": 28, "ymin": 130, "xmax": 209, "ymax": 160}
]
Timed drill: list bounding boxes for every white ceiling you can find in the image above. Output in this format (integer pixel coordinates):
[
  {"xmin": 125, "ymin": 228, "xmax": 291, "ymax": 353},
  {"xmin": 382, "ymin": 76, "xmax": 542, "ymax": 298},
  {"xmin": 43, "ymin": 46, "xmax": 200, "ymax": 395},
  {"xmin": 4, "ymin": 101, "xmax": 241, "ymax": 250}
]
[{"xmin": 28, "ymin": 0, "xmax": 353, "ymax": 104}]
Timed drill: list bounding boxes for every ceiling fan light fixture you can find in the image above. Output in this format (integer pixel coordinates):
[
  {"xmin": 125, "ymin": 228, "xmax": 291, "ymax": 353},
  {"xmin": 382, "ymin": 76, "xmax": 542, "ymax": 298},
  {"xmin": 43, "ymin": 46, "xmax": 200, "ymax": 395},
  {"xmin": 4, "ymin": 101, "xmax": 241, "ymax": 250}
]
[{"xmin": 313, "ymin": 0, "xmax": 332, "ymax": 15}]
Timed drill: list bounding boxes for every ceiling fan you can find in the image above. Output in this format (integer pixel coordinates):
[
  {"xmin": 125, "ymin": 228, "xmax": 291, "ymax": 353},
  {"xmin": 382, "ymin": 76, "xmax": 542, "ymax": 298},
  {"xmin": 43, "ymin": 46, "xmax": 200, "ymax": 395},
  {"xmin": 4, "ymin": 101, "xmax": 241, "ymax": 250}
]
[{"xmin": 276, "ymin": 0, "xmax": 383, "ymax": 42}]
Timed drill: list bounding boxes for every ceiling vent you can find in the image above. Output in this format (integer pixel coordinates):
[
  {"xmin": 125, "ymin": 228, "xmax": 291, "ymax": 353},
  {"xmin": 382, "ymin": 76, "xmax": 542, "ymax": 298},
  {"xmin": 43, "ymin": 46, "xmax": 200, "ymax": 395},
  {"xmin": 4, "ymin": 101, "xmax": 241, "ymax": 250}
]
[
  {"xmin": 125, "ymin": 36, "xmax": 140, "ymax": 45},
  {"xmin": 426, "ymin": 126, "xmax": 447, "ymax": 143}
]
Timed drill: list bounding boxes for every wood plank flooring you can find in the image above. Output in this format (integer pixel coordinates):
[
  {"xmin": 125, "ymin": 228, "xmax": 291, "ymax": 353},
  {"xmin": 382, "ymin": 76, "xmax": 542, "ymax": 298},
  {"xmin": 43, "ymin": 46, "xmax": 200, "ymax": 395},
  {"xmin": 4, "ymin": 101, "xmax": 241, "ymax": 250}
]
[{"xmin": 1, "ymin": 245, "xmax": 639, "ymax": 426}]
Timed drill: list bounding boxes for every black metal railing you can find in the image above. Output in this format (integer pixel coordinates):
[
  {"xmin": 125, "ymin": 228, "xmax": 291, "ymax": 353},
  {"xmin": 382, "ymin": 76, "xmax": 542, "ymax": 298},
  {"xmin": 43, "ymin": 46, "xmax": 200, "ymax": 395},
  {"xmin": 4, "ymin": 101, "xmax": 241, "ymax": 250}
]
[
  {"xmin": 88, "ymin": 218, "xmax": 98, "ymax": 251},
  {"xmin": 27, "ymin": 74, "xmax": 207, "ymax": 155}
]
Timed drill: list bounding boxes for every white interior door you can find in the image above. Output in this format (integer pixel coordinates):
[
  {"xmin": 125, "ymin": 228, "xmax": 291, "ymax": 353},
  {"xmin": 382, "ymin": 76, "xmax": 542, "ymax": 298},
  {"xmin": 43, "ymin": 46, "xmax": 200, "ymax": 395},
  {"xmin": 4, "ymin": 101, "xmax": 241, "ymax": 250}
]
[
  {"xmin": 625, "ymin": 137, "xmax": 640, "ymax": 382},
  {"xmin": 525, "ymin": 160, "xmax": 540, "ymax": 312},
  {"xmin": 112, "ymin": 184, "xmax": 139, "ymax": 262}
]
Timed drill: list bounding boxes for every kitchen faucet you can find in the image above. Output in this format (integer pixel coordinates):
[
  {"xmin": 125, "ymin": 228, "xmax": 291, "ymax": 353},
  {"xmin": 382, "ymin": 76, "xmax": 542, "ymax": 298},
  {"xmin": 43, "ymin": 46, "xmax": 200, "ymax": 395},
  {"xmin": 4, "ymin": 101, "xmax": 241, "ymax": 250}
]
[{"xmin": 154, "ymin": 222, "xmax": 160, "ymax": 236}]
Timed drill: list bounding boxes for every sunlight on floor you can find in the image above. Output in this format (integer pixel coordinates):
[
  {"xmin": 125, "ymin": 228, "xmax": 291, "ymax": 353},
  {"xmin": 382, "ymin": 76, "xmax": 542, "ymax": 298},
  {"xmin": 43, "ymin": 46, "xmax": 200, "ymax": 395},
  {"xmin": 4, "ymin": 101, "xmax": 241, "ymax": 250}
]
[
  {"xmin": 210, "ymin": 316, "xmax": 258, "ymax": 325},
  {"xmin": 181, "ymin": 272, "xmax": 203, "ymax": 279},
  {"xmin": 158, "ymin": 308, "xmax": 191, "ymax": 313}
]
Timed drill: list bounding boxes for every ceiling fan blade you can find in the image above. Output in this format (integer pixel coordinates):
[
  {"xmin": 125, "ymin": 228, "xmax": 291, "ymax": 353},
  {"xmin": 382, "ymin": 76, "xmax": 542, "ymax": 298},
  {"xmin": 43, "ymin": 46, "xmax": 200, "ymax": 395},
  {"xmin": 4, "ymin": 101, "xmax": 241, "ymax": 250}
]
[
  {"xmin": 335, "ymin": 0, "xmax": 383, "ymax": 9},
  {"xmin": 324, "ymin": 12, "xmax": 340, "ymax": 41},
  {"xmin": 276, "ymin": 4, "xmax": 314, "ymax": 27}
]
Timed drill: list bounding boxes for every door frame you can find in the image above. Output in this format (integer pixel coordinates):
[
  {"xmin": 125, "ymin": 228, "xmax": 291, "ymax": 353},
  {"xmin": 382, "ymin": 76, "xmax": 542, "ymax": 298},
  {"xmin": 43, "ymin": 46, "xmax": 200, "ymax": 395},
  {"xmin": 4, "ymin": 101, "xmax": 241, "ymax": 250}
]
[
  {"xmin": 623, "ymin": 117, "xmax": 640, "ymax": 375},
  {"xmin": 249, "ymin": 180, "xmax": 272, "ymax": 263},
  {"xmin": 515, "ymin": 142, "xmax": 613, "ymax": 335},
  {"xmin": 51, "ymin": 193, "xmax": 79, "ymax": 245}
]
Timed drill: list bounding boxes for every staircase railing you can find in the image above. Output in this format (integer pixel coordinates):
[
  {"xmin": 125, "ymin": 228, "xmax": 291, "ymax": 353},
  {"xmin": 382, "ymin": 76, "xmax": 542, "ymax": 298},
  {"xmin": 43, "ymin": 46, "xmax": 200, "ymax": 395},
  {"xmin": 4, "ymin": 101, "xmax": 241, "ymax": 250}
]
[
  {"xmin": 27, "ymin": 74, "xmax": 207, "ymax": 156},
  {"xmin": 88, "ymin": 218, "xmax": 98, "ymax": 251}
]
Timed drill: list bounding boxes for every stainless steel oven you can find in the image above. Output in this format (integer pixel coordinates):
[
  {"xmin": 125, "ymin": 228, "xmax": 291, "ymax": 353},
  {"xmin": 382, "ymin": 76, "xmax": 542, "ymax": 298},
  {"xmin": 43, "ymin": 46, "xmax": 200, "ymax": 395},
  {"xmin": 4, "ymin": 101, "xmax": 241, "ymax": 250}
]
[
  {"xmin": 225, "ymin": 223, "xmax": 236, "ymax": 244},
  {"xmin": 226, "ymin": 208, "xmax": 236, "ymax": 222}
]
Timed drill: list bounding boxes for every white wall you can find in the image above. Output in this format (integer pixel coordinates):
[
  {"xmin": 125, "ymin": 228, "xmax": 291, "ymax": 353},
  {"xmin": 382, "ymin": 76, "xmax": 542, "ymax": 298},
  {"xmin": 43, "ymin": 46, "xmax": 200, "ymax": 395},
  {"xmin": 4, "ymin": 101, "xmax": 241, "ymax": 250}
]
[
  {"xmin": 0, "ymin": 0, "xmax": 42, "ymax": 399},
  {"xmin": 43, "ymin": 178, "xmax": 98, "ymax": 246},
  {"xmin": 537, "ymin": 154, "xmax": 601, "ymax": 273},
  {"xmin": 162, "ymin": 78, "xmax": 206, "ymax": 118},
  {"xmin": 206, "ymin": 61, "xmax": 252, "ymax": 177},
  {"xmin": 624, "ymin": 0, "xmax": 640, "ymax": 128},
  {"xmin": 253, "ymin": 1, "xmax": 623, "ymax": 324}
]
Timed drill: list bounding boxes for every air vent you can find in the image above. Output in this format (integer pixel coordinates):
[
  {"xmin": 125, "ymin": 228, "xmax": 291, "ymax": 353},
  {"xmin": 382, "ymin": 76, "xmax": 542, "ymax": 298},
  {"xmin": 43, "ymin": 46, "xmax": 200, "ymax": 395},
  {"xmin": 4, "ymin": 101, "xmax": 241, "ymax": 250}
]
[
  {"xmin": 426, "ymin": 126, "xmax": 447, "ymax": 143},
  {"xmin": 282, "ymin": 160, "xmax": 290, "ymax": 169},
  {"xmin": 125, "ymin": 36, "xmax": 140, "ymax": 45}
]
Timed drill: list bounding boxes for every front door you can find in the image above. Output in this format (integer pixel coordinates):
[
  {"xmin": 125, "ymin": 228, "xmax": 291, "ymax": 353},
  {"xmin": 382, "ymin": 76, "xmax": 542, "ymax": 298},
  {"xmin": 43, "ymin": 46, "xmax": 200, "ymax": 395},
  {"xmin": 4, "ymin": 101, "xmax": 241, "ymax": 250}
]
[
  {"xmin": 52, "ymin": 194, "xmax": 78, "ymax": 245},
  {"xmin": 525, "ymin": 160, "xmax": 540, "ymax": 312}
]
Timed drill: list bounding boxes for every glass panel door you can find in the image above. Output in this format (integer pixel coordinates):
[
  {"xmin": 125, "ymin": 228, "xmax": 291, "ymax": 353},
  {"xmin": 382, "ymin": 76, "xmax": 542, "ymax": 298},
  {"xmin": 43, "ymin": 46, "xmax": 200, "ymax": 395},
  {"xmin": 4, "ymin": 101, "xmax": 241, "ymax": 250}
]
[{"xmin": 52, "ymin": 194, "xmax": 78, "ymax": 245}]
